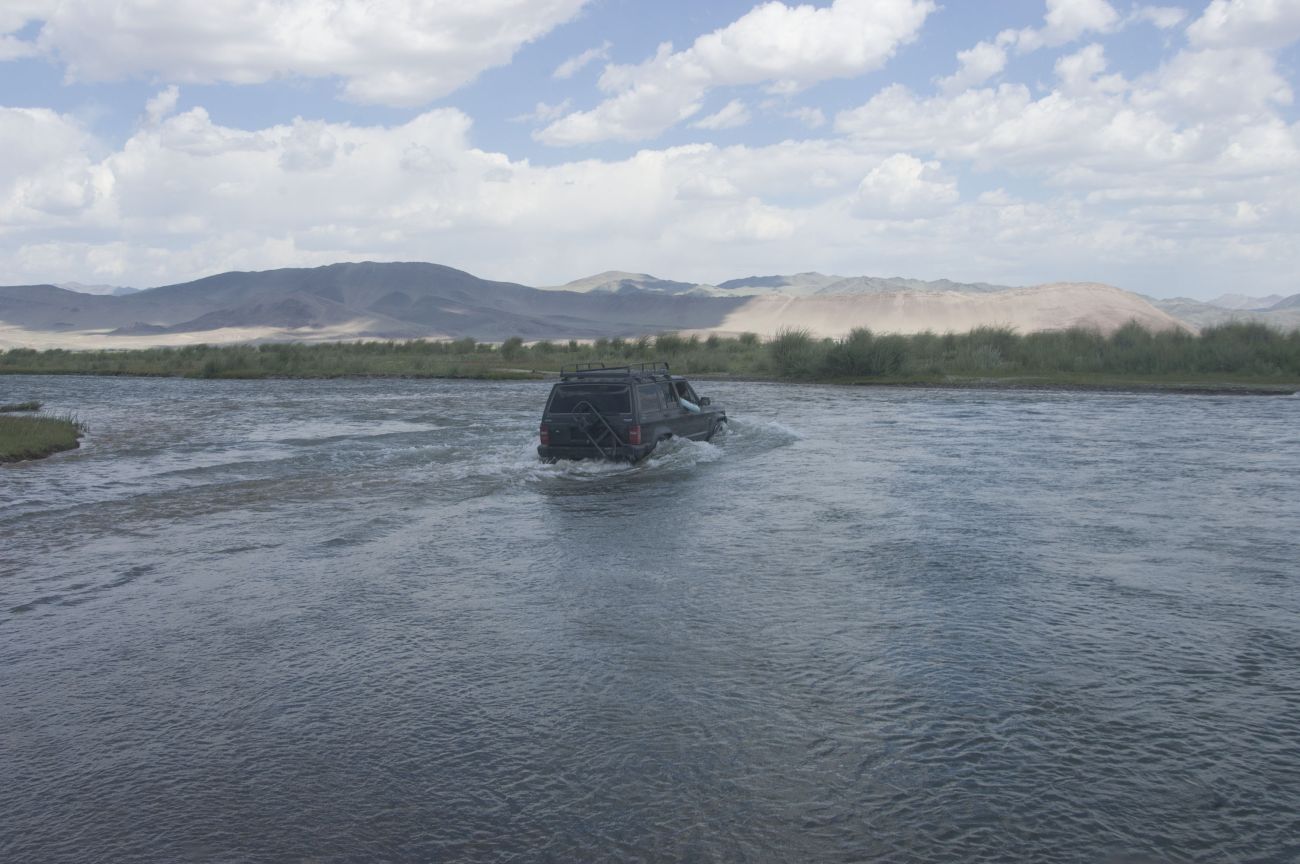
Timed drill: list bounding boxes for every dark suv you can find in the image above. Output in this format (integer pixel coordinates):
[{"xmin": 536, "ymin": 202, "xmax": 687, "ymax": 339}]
[{"xmin": 538, "ymin": 362, "xmax": 727, "ymax": 462}]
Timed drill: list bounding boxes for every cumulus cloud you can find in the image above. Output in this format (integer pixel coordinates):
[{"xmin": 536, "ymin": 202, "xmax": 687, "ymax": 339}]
[
  {"xmin": 4, "ymin": 0, "xmax": 588, "ymax": 106},
  {"xmin": 692, "ymin": 99, "xmax": 751, "ymax": 130},
  {"xmin": 537, "ymin": 0, "xmax": 934, "ymax": 145}
]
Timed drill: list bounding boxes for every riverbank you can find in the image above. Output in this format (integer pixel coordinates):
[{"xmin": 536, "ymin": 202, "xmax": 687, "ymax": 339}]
[
  {"xmin": 839, "ymin": 374, "xmax": 1299, "ymax": 396},
  {"xmin": 1, "ymin": 322, "xmax": 1297, "ymax": 393},
  {"xmin": 0, "ymin": 412, "xmax": 85, "ymax": 462}
]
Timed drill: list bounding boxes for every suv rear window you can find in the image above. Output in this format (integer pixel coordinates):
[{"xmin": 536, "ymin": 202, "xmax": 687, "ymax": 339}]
[{"xmin": 548, "ymin": 384, "xmax": 631, "ymax": 414}]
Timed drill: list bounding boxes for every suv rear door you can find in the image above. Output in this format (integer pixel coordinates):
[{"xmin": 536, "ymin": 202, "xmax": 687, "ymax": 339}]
[{"xmin": 545, "ymin": 383, "xmax": 633, "ymax": 446}]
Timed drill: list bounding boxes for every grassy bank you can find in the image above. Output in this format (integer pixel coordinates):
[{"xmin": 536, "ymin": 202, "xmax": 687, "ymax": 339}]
[
  {"xmin": 0, "ymin": 412, "xmax": 85, "ymax": 462},
  {"xmin": 1, "ymin": 322, "xmax": 1297, "ymax": 392}
]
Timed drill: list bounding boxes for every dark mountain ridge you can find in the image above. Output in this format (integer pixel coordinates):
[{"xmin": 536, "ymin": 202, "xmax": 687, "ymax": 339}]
[{"xmin": 1, "ymin": 262, "xmax": 750, "ymax": 340}]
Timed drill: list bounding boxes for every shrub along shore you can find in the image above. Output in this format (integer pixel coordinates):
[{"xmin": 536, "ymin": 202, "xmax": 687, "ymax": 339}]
[{"xmin": 1, "ymin": 322, "xmax": 1297, "ymax": 393}]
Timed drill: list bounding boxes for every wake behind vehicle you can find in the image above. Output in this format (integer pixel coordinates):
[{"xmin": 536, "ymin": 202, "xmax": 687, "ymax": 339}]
[{"xmin": 538, "ymin": 362, "xmax": 727, "ymax": 462}]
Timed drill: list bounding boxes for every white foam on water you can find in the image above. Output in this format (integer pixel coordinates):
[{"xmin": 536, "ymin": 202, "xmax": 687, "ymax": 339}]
[
  {"xmin": 641, "ymin": 435, "xmax": 723, "ymax": 471},
  {"xmin": 445, "ymin": 431, "xmax": 734, "ymax": 490},
  {"xmin": 715, "ymin": 417, "xmax": 801, "ymax": 456}
]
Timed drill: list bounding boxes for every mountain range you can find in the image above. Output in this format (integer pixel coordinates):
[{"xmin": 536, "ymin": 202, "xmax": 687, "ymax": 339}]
[{"xmin": 1, "ymin": 261, "xmax": 1293, "ymax": 350}]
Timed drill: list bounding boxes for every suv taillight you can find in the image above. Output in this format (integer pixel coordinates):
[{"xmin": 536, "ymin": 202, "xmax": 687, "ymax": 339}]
[
  {"xmin": 539, "ymin": 423, "xmax": 550, "ymax": 445},
  {"xmin": 626, "ymin": 425, "xmax": 641, "ymax": 445}
]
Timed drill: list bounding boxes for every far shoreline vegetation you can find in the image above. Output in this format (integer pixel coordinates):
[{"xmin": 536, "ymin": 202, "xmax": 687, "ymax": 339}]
[
  {"xmin": 0, "ymin": 402, "xmax": 86, "ymax": 463},
  {"xmin": 1, "ymin": 322, "xmax": 1298, "ymax": 394}
]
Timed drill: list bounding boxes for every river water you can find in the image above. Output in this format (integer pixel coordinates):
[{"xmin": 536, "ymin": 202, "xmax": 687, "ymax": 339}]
[{"xmin": 2, "ymin": 375, "xmax": 1298, "ymax": 863}]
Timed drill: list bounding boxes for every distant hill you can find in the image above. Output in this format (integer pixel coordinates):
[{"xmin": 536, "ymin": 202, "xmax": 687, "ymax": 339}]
[
  {"xmin": 1207, "ymin": 293, "xmax": 1286, "ymax": 311},
  {"xmin": 0, "ymin": 261, "xmax": 1197, "ymax": 349},
  {"xmin": 547, "ymin": 271, "xmax": 708, "ymax": 295},
  {"xmin": 1143, "ymin": 294, "xmax": 1300, "ymax": 330},
  {"xmin": 716, "ymin": 273, "xmax": 844, "ymax": 294}
]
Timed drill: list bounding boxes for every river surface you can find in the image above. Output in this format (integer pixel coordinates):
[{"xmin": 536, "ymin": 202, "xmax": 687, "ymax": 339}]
[{"xmin": 2, "ymin": 375, "xmax": 1298, "ymax": 863}]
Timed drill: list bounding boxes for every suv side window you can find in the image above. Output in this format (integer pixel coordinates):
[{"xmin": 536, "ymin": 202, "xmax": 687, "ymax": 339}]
[
  {"xmin": 637, "ymin": 384, "xmax": 662, "ymax": 412},
  {"xmin": 660, "ymin": 382, "xmax": 675, "ymax": 408}
]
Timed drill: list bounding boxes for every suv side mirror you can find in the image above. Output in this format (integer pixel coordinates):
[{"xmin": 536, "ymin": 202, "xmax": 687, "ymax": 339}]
[{"xmin": 699, "ymin": 397, "xmax": 711, "ymax": 406}]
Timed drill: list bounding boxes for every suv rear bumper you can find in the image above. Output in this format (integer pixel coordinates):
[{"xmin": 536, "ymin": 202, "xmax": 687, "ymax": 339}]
[{"xmin": 538, "ymin": 442, "xmax": 655, "ymax": 462}]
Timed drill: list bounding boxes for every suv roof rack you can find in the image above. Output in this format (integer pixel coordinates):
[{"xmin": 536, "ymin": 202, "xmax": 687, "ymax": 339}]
[{"xmin": 559, "ymin": 361, "xmax": 671, "ymax": 380}]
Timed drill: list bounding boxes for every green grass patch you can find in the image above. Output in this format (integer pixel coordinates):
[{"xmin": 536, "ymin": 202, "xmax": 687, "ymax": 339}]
[
  {"xmin": 0, "ymin": 400, "xmax": 42, "ymax": 412},
  {"xmin": 0, "ymin": 413, "xmax": 86, "ymax": 462}
]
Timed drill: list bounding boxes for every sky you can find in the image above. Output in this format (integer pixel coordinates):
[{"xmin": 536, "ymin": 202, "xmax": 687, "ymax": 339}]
[{"xmin": 1, "ymin": 0, "xmax": 1299, "ymax": 299}]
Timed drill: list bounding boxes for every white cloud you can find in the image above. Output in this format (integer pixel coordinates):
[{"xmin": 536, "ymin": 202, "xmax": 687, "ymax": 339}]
[
  {"xmin": 553, "ymin": 41, "xmax": 612, "ymax": 79},
  {"xmin": 510, "ymin": 100, "xmax": 574, "ymax": 124},
  {"xmin": 833, "ymin": 33, "xmax": 1300, "ymax": 217},
  {"xmin": 786, "ymin": 106, "xmax": 827, "ymax": 128},
  {"xmin": 0, "ymin": 36, "xmax": 36, "ymax": 61},
  {"xmin": 0, "ymin": 0, "xmax": 49, "ymax": 59},
  {"xmin": 143, "ymin": 86, "xmax": 179, "ymax": 127},
  {"xmin": 1132, "ymin": 6, "xmax": 1188, "ymax": 29},
  {"xmin": 1055, "ymin": 43, "xmax": 1125, "ymax": 95},
  {"xmin": 1134, "ymin": 46, "xmax": 1293, "ymax": 118},
  {"xmin": 0, "ymin": 108, "xmax": 113, "ymax": 236},
  {"xmin": 936, "ymin": 40, "xmax": 1007, "ymax": 94},
  {"xmin": 0, "ymin": 2, "xmax": 52, "ymax": 33},
  {"xmin": 692, "ymin": 99, "xmax": 751, "ymax": 130},
  {"xmin": 853, "ymin": 153, "xmax": 958, "ymax": 218},
  {"xmin": 537, "ymin": 0, "xmax": 934, "ymax": 145},
  {"xmin": 1002, "ymin": 0, "xmax": 1121, "ymax": 52},
  {"xmin": 675, "ymin": 173, "xmax": 741, "ymax": 201},
  {"xmin": 937, "ymin": 1, "xmax": 1121, "ymax": 105},
  {"xmin": 6, "ymin": 0, "xmax": 589, "ymax": 106},
  {"xmin": 1042, "ymin": 0, "xmax": 1121, "ymax": 42},
  {"xmin": 1187, "ymin": 0, "xmax": 1300, "ymax": 50},
  {"xmin": 3, "ymin": 71, "xmax": 1300, "ymax": 296}
]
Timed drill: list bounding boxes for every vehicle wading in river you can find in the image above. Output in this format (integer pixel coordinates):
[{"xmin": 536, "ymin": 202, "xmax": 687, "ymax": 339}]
[{"xmin": 538, "ymin": 362, "xmax": 727, "ymax": 462}]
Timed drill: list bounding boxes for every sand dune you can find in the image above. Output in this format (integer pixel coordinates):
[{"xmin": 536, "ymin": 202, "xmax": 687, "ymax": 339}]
[{"xmin": 703, "ymin": 282, "xmax": 1186, "ymax": 338}]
